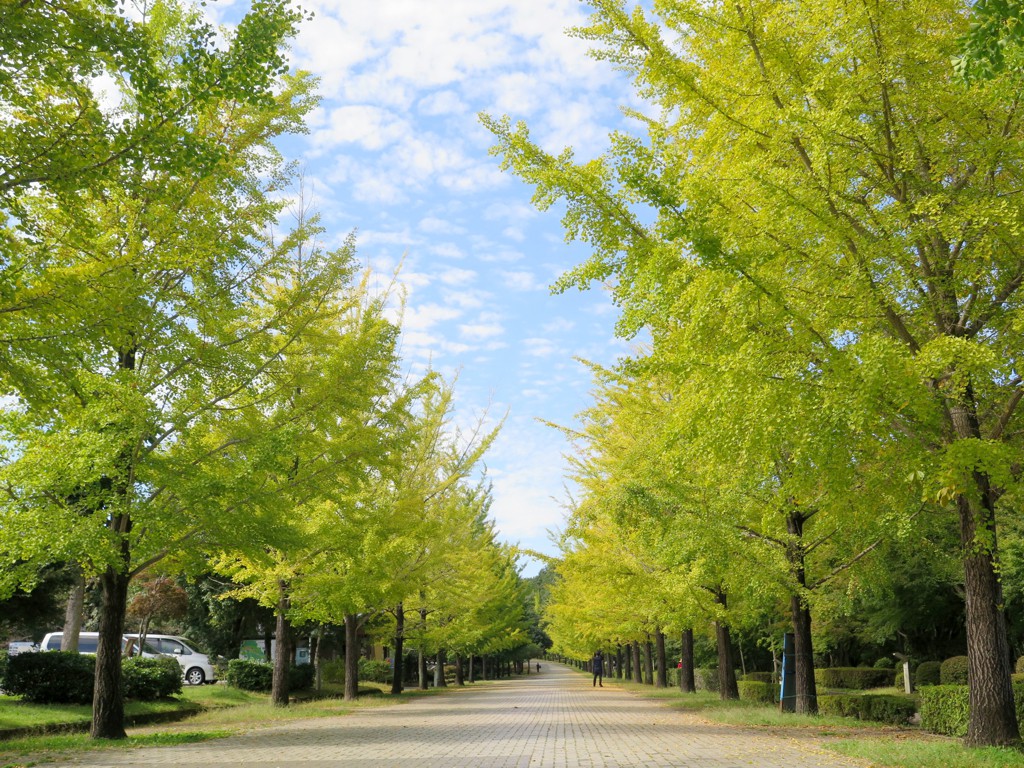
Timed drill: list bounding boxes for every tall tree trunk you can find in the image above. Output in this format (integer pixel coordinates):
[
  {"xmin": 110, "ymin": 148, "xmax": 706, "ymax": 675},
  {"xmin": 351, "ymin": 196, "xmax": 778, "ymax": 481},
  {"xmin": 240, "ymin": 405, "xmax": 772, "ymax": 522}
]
[
  {"xmin": 786, "ymin": 511, "xmax": 818, "ymax": 714},
  {"xmin": 418, "ymin": 647, "xmax": 428, "ymax": 689},
  {"xmin": 655, "ymin": 629, "xmax": 667, "ymax": 688},
  {"xmin": 344, "ymin": 613, "xmax": 359, "ymax": 701},
  {"xmin": 390, "ymin": 603, "xmax": 404, "ymax": 695},
  {"xmin": 62, "ymin": 565, "xmax": 86, "ymax": 653},
  {"xmin": 631, "ymin": 642, "xmax": 642, "ymax": 683},
  {"xmin": 951, "ymin": 386, "xmax": 1019, "ymax": 746},
  {"xmin": 482, "ymin": 655, "xmax": 488, "ymax": 681},
  {"xmin": 680, "ymin": 629, "xmax": 696, "ymax": 693},
  {"xmin": 714, "ymin": 590, "xmax": 739, "ymax": 700},
  {"xmin": 271, "ymin": 583, "xmax": 291, "ymax": 707},
  {"xmin": 91, "ymin": 553, "xmax": 130, "ymax": 739},
  {"xmin": 643, "ymin": 637, "xmax": 654, "ymax": 685},
  {"xmin": 434, "ymin": 649, "xmax": 446, "ymax": 687},
  {"xmin": 624, "ymin": 642, "xmax": 632, "ymax": 681},
  {"xmin": 313, "ymin": 627, "xmax": 323, "ymax": 692},
  {"xmin": 455, "ymin": 653, "xmax": 465, "ymax": 685},
  {"xmin": 615, "ymin": 645, "xmax": 623, "ymax": 679},
  {"xmin": 469, "ymin": 654, "xmax": 475, "ymax": 683}
]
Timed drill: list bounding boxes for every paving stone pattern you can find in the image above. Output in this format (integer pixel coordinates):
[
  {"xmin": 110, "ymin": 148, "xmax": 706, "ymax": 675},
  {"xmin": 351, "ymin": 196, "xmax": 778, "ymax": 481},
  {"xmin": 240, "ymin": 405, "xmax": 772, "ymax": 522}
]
[{"xmin": 46, "ymin": 663, "xmax": 867, "ymax": 767}]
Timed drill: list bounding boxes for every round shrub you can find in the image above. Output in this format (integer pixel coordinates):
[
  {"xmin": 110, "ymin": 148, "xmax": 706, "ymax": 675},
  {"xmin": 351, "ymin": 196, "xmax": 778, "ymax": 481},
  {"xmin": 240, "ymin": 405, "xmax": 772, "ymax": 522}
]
[
  {"xmin": 227, "ymin": 658, "xmax": 273, "ymax": 692},
  {"xmin": 5, "ymin": 651, "xmax": 94, "ymax": 703},
  {"xmin": 915, "ymin": 660, "xmax": 941, "ymax": 687},
  {"xmin": 357, "ymin": 659, "xmax": 391, "ymax": 683},
  {"xmin": 873, "ymin": 657, "xmax": 895, "ymax": 669},
  {"xmin": 321, "ymin": 658, "xmax": 345, "ymax": 685},
  {"xmin": 940, "ymin": 655, "xmax": 969, "ymax": 685},
  {"xmin": 123, "ymin": 656, "xmax": 182, "ymax": 700},
  {"xmin": 1016, "ymin": 656, "xmax": 1024, "ymax": 675},
  {"xmin": 740, "ymin": 671, "xmax": 774, "ymax": 683}
]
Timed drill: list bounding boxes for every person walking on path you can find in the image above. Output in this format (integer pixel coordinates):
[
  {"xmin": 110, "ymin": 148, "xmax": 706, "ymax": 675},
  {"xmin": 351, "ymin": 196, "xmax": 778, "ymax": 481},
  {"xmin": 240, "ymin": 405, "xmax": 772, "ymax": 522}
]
[{"xmin": 592, "ymin": 650, "xmax": 604, "ymax": 687}]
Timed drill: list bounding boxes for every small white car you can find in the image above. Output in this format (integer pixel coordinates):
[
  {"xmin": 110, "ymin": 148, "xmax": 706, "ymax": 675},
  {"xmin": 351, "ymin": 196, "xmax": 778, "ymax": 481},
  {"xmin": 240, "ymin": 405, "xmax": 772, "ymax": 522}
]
[{"xmin": 124, "ymin": 633, "xmax": 217, "ymax": 685}]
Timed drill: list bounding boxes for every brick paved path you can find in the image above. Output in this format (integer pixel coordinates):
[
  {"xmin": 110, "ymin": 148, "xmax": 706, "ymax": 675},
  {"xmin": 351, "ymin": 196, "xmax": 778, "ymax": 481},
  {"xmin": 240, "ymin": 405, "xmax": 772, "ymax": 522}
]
[{"xmin": 44, "ymin": 663, "xmax": 866, "ymax": 767}]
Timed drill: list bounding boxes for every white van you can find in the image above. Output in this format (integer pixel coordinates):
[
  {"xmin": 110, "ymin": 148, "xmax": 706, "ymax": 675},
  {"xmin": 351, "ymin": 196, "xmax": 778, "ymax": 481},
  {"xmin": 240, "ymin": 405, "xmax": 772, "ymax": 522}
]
[
  {"xmin": 39, "ymin": 631, "xmax": 129, "ymax": 655},
  {"xmin": 124, "ymin": 634, "xmax": 216, "ymax": 685}
]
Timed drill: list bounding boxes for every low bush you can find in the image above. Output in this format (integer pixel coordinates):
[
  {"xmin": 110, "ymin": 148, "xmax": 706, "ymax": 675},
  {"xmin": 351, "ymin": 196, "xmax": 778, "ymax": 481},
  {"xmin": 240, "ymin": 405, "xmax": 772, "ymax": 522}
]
[
  {"xmin": 5, "ymin": 651, "xmax": 95, "ymax": 703},
  {"xmin": 358, "ymin": 658, "xmax": 392, "ymax": 683},
  {"xmin": 740, "ymin": 671, "xmax": 773, "ymax": 683},
  {"xmin": 1016, "ymin": 656, "xmax": 1024, "ymax": 675},
  {"xmin": 919, "ymin": 684, "xmax": 968, "ymax": 737},
  {"xmin": 123, "ymin": 656, "xmax": 183, "ymax": 700},
  {"xmin": 914, "ymin": 660, "xmax": 942, "ymax": 687},
  {"xmin": 227, "ymin": 659, "xmax": 273, "ymax": 692},
  {"xmin": 321, "ymin": 658, "xmax": 345, "ymax": 685},
  {"xmin": 694, "ymin": 668, "xmax": 719, "ymax": 693},
  {"xmin": 940, "ymin": 655, "xmax": 969, "ymax": 685},
  {"xmin": 815, "ymin": 667, "xmax": 893, "ymax": 690},
  {"xmin": 737, "ymin": 680, "xmax": 776, "ymax": 704},
  {"xmin": 818, "ymin": 693, "xmax": 916, "ymax": 725},
  {"xmin": 873, "ymin": 657, "xmax": 895, "ymax": 669},
  {"xmin": 289, "ymin": 663, "xmax": 315, "ymax": 690},
  {"xmin": 0, "ymin": 650, "xmax": 8, "ymax": 687}
]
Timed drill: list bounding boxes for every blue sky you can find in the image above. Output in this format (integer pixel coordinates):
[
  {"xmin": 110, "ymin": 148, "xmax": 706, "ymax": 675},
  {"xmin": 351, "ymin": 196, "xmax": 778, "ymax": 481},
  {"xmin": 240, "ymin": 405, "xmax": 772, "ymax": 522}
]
[{"xmin": 211, "ymin": 0, "xmax": 643, "ymax": 574}]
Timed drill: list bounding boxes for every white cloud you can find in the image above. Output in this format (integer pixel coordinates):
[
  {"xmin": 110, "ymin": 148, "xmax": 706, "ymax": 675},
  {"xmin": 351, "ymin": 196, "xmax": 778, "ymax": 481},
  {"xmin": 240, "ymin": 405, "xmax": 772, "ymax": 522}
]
[
  {"xmin": 418, "ymin": 216, "xmax": 464, "ymax": 235},
  {"xmin": 460, "ymin": 312, "xmax": 505, "ymax": 340},
  {"xmin": 543, "ymin": 317, "xmax": 576, "ymax": 333},
  {"xmin": 501, "ymin": 271, "xmax": 542, "ymax": 291},
  {"xmin": 403, "ymin": 303, "xmax": 463, "ymax": 331},
  {"xmin": 310, "ymin": 105, "xmax": 411, "ymax": 152},
  {"xmin": 523, "ymin": 337, "xmax": 559, "ymax": 357},
  {"xmin": 438, "ymin": 267, "xmax": 477, "ymax": 286},
  {"xmin": 418, "ymin": 90, "xmax": 470, "ymax": 116}
]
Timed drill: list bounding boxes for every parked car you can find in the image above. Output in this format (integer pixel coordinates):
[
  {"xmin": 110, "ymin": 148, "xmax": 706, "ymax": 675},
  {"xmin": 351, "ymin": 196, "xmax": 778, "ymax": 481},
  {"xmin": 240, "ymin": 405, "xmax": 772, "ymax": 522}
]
[
  {"xmin": 38, "ymin": 632, "xmax": 131, "ymax": 655},
  {"xmin": 124, "ymin": 634, "xmax": 216, "ymax": 685}
]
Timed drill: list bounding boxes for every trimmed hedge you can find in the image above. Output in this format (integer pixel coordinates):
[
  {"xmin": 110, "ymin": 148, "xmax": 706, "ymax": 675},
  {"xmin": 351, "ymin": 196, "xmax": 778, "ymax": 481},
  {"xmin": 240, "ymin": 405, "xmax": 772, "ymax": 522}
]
[
  {"xmin": 5, "ymin": 651, "xmax": 95, "ymax": 703},
  {"xmin": 694, "ymin": 668, "xmax": 719, "ymax": 693},
  {"xmin": 940, "ymin": 655, "xmax": 969, "ymax": 685},
  {"xmin": 740, "ymin": 671, "xmax": 773, "ymax": 683},
  {"xmin": 227, "ymin": 659, "xmax": 273, "ymax": 692},
  {"xmin": 815, "ymin": 667, "xmax": 893, "ymax": 690},
  {"xmin": 915, "ymin": 661, "xmax": 941, "ymax": 687},
  {"xmin": 819, "ymin": 693, "xmax": 916, "ymax": 725},
  {"xmin": 1016, "ymin": 656, "xmax": 1024, "ymax": 675},
  {"xmin": 226, "ymin": 659, "xmax": 314, "ymax": 692},
  {"xmin": 123, "ymin": 657, "xmax": 183, "ymax": 700},
  {"xmin": 737, "ymin": 680, "xmax": 776, "ymax": 704},
  {"xmin": 919, "ymin": 685, "xmax": 969, "ymax": 737}
]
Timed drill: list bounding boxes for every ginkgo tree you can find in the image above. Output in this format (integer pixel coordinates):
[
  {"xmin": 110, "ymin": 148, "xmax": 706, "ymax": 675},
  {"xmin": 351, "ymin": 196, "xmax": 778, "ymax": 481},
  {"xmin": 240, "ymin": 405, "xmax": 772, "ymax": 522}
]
[
  {"xmin": 486, "ymin": 0, "xmax": 1024, "ymax": 746},
  {"xmin": 0, "ymin": 0, "xmax": 316, "ymax": 737}
]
